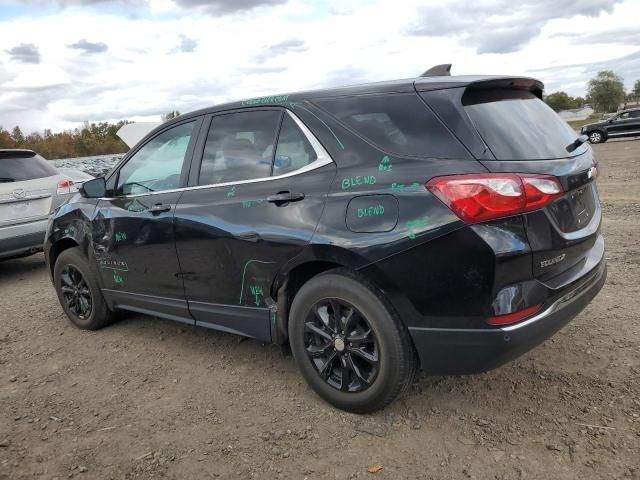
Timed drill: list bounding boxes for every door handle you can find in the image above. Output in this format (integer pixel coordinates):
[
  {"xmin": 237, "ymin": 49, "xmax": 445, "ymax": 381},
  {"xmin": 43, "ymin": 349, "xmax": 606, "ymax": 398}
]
[
  {"xmin": 148, "ymin": 203, "xmax": 172, "ymax": 215},
  {"xmin": 266, "ymin": 192, "xmax": 305, "ymax": 206}
]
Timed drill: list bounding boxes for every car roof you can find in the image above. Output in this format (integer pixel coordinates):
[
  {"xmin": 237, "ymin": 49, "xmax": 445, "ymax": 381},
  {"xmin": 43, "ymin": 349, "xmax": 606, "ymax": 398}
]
[{"xmin": 169, "ymin": 74, "xmax": 543, "ymax": 124}]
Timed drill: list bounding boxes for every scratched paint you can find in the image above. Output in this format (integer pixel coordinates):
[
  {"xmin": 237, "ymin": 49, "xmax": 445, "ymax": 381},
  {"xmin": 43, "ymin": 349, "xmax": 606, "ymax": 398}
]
[
  {"xmin": 341, "ymin": 175, "xmax": 377, "ymax": 190},
  {"xmin": 406, "ymin": 216, "xmax": 430, "ymax": 240},
  {"xmin": 391, "ymin": 182, "xmax": 422, "ymax": 193},
  {"xmin": 241, "ymin": 94, "xmax": 289, "ymax": 106}
]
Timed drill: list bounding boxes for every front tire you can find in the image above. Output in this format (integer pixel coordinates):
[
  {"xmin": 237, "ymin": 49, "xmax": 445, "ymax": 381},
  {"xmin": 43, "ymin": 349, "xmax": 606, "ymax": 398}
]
[
  {"xmin": 288, "ymin": 270, "xmax": 416, "ymax": 413},
  {"xmin": 54, "ymin": 247, "xmax": 114, "ymax": 330},
  {"xmin": 588, "ymin": 130, "xmax": 605, "ymax": 144}
]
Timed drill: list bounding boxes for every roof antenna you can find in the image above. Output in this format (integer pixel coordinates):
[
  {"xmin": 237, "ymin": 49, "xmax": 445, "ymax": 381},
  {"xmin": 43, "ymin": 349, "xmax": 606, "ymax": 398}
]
[{"xmin": 420, "ymin": 64, "xmax": 452, "ymax": 77}]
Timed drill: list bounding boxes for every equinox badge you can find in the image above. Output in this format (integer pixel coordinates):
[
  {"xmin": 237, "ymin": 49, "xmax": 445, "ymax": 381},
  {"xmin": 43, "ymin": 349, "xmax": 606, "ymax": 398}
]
[{"xmin": 540, "ymin": 254, "xmax": 566, "ymax": 268}]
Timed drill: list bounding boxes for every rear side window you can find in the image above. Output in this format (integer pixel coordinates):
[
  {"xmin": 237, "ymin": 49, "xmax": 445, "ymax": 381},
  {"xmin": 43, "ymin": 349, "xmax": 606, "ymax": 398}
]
[
  {"xmin": 273, "ymin": 115, "xmax": 317, "ymax": 175},
  {"xmin": 199, "ymin": 110, "xmax": 282, "ymax": 185},
  {"xmin": 463, "ymin": 89, "xmax": 586, "ymax": 160},
  {"xmin": 314, "ymin": 94, "xmax": 469, "ymax": 158},
  {"xmin": 0, "ymin": 153, "xmax": 58, "ymax": 182}
]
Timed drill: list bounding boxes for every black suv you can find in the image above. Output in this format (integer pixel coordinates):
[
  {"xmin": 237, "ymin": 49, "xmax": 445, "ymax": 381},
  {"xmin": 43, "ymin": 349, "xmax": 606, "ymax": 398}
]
[
  {"xmin": 582, "ymin": 107, "xmax": 640, "ymax": 143},
  {"xmin": 45, "ymin": 71, "xmax": 606, "ymax": 413}
]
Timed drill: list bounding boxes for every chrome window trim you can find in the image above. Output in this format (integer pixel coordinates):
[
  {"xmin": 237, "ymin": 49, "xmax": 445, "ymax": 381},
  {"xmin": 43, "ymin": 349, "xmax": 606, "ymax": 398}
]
[{"xmin": 101, "ymin": 110, "xmax": 334, "ymax": 200}]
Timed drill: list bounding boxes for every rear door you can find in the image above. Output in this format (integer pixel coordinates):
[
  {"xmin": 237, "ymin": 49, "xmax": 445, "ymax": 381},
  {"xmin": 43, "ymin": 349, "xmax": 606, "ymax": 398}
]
[
  {"xmin": 174, "ymin": 108, "xmax": 335, "ymax": 341},
  {"xmin": 458, "ymin": 87, "xmax": 602, "ymax": 285},
  {"xmin": 94, "ymin": 118, "xmax": 202, "ymax": 322},
  {"xmin": 0, "ymin": 152, "xmax": 61, "ymax": 227}
]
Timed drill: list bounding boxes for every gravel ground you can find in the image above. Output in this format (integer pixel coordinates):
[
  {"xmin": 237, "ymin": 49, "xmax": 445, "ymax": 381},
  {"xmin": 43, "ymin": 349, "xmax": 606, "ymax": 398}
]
[{"xmin": 1, "ymin": 139, "xmax": 639, "ymax": 480}]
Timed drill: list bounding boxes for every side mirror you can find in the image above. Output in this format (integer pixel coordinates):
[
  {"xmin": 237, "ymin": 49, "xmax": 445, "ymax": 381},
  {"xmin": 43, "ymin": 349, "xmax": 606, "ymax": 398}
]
[{"xmin": 79, "ymin": 177, "xmax": 106, "ymax": 198}]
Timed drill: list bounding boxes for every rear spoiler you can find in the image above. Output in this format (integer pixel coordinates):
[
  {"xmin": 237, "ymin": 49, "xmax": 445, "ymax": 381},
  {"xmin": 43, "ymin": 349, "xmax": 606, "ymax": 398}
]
[
  {"xmin": 414, "ymin": 75, "xmax": 544, "ymax": 98},
  {"xmin": 0, "ymin": 149, "xmax": 36, "ymax": 159}
]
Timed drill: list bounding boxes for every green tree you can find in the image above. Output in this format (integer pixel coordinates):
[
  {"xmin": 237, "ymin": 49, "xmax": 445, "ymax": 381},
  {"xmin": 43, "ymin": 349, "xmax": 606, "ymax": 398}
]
[
  {"xmin": 544, "ymin": 91, "xmax": 573, "ymax": 112},
  {"xmin": 587, "ymin": 70, "xmax": 625, "ymax": 113},
  {"xmin": 11, "ymin": 126, "xmax": 24, "ymax": 145},
  {"xmin": 544, "ymin": 92, "xmax": 586, "ymax": 112}
]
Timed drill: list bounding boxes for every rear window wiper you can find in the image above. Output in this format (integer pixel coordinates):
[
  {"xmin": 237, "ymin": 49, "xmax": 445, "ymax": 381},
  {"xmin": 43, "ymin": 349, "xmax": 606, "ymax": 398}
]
[
  {"xmin": 566, "ymin": 134, "xmax": 589, "ymax": 153},
  {"xmin": 0, "ymin": 177, "xmax": 15, "ymax": 183}
]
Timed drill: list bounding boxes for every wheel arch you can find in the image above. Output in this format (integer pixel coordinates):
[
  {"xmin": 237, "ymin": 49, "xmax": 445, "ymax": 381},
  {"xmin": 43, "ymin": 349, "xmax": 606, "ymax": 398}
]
[
  {"xmin": 269, "ymin": 245, "xmax": 404, "ymax": 345},
  {"xmin": 48, "ymin": 237, "xmax": 80, "ymax": 278}
]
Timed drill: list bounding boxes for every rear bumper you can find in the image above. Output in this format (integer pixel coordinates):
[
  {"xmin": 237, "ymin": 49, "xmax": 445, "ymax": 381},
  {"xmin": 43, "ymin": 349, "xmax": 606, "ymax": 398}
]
[
  {"xmin": 0, "ymin": 219, "xmax": 47, "ymax": 259},
  {"xmin": 409, "ymin": 258, "xmax": 607, "ymax": 375}
]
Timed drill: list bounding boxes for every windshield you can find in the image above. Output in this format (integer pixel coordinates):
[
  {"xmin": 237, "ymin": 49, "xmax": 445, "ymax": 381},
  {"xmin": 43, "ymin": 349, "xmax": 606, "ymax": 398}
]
[{"xmin": 463, "ymin": 89, "xmax": 587, "ymax": 160}]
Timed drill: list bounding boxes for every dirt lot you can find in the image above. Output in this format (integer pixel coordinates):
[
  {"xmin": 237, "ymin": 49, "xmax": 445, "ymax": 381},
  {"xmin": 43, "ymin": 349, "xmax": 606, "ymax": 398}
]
[{"xmin": 1, "ymin": 140, "xmax": 639, "ymax": 480}]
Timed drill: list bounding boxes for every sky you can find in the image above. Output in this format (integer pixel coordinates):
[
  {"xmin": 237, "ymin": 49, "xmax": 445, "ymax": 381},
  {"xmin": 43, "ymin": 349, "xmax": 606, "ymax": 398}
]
[{"xmin": 1, "ymin": 0, "xmax": 639, "ymax": 133}]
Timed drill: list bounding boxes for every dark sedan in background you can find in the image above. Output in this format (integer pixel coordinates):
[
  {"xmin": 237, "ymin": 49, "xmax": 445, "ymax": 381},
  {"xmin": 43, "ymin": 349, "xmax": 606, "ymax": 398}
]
[{"xmin": 582, "ymin": 107, "xmax": 640, "ymax": 143}]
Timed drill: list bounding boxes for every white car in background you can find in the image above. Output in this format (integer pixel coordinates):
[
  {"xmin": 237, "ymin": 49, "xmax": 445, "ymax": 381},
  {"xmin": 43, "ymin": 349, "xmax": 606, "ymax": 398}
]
[{"xmin": 0, "ymin": 149, "xmax": 77, "ymax": 261}]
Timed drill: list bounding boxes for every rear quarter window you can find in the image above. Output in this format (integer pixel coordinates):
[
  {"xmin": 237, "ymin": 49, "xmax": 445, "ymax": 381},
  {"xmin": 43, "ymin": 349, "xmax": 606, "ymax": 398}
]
[
  {"xmin": 0, "ymin": 153, "xmax": 58, "ymax": 182},
  {"xmin": 314, "ymin": 94, "xmax": 470, "ymax": 159},
  {"xmin": 462, "ymin": 88, "xmax": 586, "ymax": 160}
]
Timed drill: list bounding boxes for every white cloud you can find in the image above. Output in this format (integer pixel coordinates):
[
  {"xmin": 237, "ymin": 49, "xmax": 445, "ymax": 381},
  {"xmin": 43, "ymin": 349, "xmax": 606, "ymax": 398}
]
[{"xmin": 0, "ymin": 0, "xmax": 638, "ymax": 132}]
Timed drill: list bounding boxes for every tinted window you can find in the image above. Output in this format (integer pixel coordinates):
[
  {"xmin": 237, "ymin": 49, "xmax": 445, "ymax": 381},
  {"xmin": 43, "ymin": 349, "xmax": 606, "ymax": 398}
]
[
  {"xmin": 315, "ymin": 94, "xmax": 469, "ymax": 158},
  {"xmin": 116, "ymin": 121, "xmax": 195, "ymax": 195},
  {"xmin": 0, "ymin": 153, "xmax": 57, "ymax": 182},
  {"xmin": 463, "ymin": 89, "xmax": 586, "ymax": 160},
  {"xmin": 199, "ymin": 110, "xmax": 282, "ymax": 185},
  {"xmin": 273, "ymin": 115, "xmax": 317, "ymax": 175},
  {"xmin": 630, "ymin": 110, "xmax": 640, "ymax": 118}
]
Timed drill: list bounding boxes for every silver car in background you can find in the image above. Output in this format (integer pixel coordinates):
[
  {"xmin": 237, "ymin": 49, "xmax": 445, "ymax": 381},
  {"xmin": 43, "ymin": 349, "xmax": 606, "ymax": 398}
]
[
  {"xmin": 56, "ymin": 167, "xmax": 95, "ymax": 187},
  {"xmin": 0, "ymin": 149, "xmax": 77, "ymax": 261}
]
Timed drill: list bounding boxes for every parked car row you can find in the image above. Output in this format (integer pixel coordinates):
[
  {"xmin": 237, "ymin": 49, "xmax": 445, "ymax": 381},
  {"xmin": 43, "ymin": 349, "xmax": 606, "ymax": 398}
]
[{"xmin": 0, "ymin": 149, "xmax": 94, "ymax": 261}]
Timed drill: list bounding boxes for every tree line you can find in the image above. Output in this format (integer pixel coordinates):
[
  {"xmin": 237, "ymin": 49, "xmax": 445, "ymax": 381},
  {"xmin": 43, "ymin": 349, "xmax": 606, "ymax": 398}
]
[
  {"xmin": 544, "ymin": 70, "xmax": 640, "ymax": 114},
  {"xmin": 0, "ymin": 121, "xmax": 130, "ymax": 160}
]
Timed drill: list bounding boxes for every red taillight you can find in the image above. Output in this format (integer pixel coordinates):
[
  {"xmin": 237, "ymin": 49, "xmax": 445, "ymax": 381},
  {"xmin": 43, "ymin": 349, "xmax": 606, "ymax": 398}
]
[
  {"xmin": 426, "ymin": 173, "xmax": 562, "ymax": 223},
  {"xmin": 57, "ymin": 179, "xmax": 77, "ymax": 195},
  {"xmin": 488, "ymin": 304, "xmax": 542, "ymax": 326}
]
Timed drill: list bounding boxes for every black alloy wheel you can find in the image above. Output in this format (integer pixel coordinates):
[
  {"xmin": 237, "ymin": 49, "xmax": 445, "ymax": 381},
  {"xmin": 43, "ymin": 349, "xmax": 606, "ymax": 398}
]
[
  {"xmin": 304, "ymin": 299, "xmax": 379, "ymax": 393},
  {"xmin": 59, "ymin": 265, "xmax": 93, "ymax": 319},
  {"xmin": 54, "ymin": 247, "xmax": 114, "ymax": 330}
]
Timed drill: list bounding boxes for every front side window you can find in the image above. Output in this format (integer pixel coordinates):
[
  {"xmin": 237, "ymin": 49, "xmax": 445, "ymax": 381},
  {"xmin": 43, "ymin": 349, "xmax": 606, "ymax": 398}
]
[
  {"xmin": 199, "ymin": 110, "xmax": 282, "ymax": 185},
  {"xmin": 314, "ymin": 93, "xmax": 470, "ymax": 158},
  {"xmin": 116, "ymin": 121, "xmax": 195, "ymax": 195}
]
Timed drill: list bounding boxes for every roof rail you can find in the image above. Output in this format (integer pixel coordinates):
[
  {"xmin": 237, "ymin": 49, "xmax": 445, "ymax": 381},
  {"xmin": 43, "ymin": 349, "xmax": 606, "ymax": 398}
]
[{"xmin": 420, "ymin": 64, "xmax": 452, "ymax": 77}]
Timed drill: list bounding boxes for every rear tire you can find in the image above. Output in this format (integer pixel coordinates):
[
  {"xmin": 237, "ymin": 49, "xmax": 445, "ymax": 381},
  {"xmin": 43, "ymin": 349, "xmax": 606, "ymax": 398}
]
[
  {"xmin": 54, "ymin": 247, "xmax": 114, "ymax": 330},
  {"xmin": 288, "ymin": 270, "xmax": 416, "ymax": 413},
  {"xmin": 588, "ymin": 130, "xmax": 605, "ymax": 144}
]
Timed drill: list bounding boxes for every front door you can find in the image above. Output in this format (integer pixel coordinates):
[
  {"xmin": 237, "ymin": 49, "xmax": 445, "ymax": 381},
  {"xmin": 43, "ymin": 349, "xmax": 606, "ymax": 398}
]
[
  {"xmin": 607, "ymin": 111, "xmax": 639, "ymax": 137},
  {"xmin": 174, "ymin": 109, "xmax": 336, "ymax": 341},
  {"xmin": 94, "ymin": 118, "xmax": 201, "ymax": 322}
]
